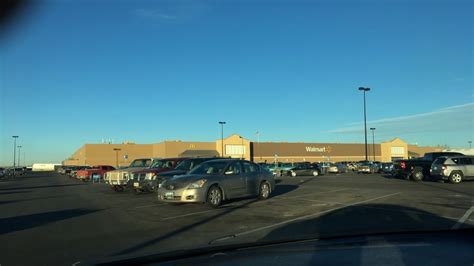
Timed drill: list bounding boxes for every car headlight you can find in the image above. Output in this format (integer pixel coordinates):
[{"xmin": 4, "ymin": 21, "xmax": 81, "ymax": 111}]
[
  {"xmin": 146, "ymin": 172, "xmax": 157, "ymax": 180},
  {"xmin": 187, "ymin": 179, "xmax": 207, "ymax": 189}
]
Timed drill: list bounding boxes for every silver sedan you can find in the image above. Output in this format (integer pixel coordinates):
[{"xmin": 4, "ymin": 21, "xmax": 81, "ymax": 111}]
[{"xmin": 157, "ymin": 159, "xmax": 275, "ymax": 208}]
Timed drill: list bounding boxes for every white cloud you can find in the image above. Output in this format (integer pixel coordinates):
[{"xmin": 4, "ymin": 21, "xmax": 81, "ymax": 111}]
[{"xmin": 327, "ymin": 102, "xmax": 474, "ymax": 136}]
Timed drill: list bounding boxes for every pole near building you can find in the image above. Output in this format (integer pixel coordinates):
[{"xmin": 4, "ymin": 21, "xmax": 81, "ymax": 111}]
[
  {"xmin": 370, "ymin": 128, "xmax": 376, "ymax": 161},
  {"xmin": 219, "ymin": 121, "xmax": 226, "ymax": 157},
  {"xmin": 17, "ymin": 145, "xmax": 22, "ymax": 167},
  {"xmin": 113, "ymin": 148, "xmax": 121, "ymax": 168},
  {"xmin": 358, "ymin": 87, "xmax": 370, "ymax": 161},
  {"xmin": 12, "ymin": 136, "xmax": 19, "ymax": 175}
]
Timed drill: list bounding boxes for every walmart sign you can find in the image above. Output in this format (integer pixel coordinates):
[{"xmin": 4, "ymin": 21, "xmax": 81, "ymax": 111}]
[{"xmin": 305, "ymin": 146, "xmax": 327, "ymax": 152}]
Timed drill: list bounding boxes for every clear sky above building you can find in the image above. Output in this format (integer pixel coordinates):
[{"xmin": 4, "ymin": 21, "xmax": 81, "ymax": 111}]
[{"xmin": 1, "ymin": 0, "xmax": 472, "ymax": 165}]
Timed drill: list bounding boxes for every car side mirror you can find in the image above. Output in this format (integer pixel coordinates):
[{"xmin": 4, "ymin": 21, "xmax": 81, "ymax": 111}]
[{"xmin": 224, "ymin": 170, "xmax": 234, "ymax": 175}]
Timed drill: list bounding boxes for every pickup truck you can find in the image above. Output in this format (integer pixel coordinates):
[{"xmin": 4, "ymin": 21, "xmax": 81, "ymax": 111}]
[
  {"xmin": 105, "ymin": 158, "xmax": 159, "ymax": 192},
  {"xmin": 133, "ymin": 158, "xmax": 215, "ymax": 193},
  {"xmin": 76, "ymin": 165, "xmax": 115, "ymax": 181},
  {"xmin": 393, "ymin": 152, "xmax": 464, "ymax": 181}
]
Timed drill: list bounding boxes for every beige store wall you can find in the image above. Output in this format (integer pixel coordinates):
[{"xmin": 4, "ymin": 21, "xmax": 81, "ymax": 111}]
[
  {"xmin": 380, "ymin": 138, "xmax": 408, "ymax": 162},
  {"xmin": 216, "ymin": 134, "xmax": 251, "ymax": 160}
]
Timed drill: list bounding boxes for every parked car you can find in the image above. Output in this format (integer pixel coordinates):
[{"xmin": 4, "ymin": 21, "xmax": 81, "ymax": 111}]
[
  {"xmin": 105, "ymin": 158, "xmax": 157, "ymax": 192},
  {"xmin": 430, "ymin": 156, "xmax": 474, "ymax": 184},
  {"xmin": 357, "ymin": 162, "xmax": 378, "ymax": 174},
  {"xmin": 75, "ymin": 165, "xmax": 115, "ymax": 181},
  {"xmin": 157, "ymin": 159, "xmax": 275, "ymax": 208},
  {"xmin": 0, "ymin": 168, "xmax": 5, "ymax": 178},
  {"xmin": 326, "ymin": 163, "xmax": 347, "ymax": 174},
  {"xmin": 288, "ymin": 163, "xmax": 321, "ymax": 177},
  {"xmin": 68, "ymin": 166, "xmax": 90, "ymax": 178},
  {"xmin": 380, "ymin": 162, "xmax": 394, "ymax": 174},
  {"xmin": 393, "ymin": 152, "xmax": 464, "ymax": 181},
  {"xmin": 276, "ymin": 163, "xmax": 294, "ymax": 176},
  {"xmin": 131, "ymin": 157, "xmax": 192, "ymax": 193}
]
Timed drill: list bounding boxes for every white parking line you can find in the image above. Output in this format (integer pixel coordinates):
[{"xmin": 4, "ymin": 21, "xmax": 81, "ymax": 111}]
[
  {"xmin": 451, "ymin": 206, "xmax": 474, "ymax": 230},
  {"xmin": 232, "ymin": 192, "xmax": 402, "ymax": 238},
  {"xmin": 161, "ymin": 209, "xmax": 223, "ymax": 220},
  {"xmin": 281, "ymin": 197, "xmax": 343, "ymax": 205}
]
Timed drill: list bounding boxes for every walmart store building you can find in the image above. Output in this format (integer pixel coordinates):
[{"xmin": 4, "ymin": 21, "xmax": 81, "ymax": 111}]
[{"xmin": 63, "ymin": 134, "xmax": 442, "ymax": 167}]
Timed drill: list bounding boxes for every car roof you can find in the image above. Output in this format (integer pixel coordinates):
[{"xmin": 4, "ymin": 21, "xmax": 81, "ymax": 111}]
[{"xmin": 438, "ymin": 155, "xmax": 474, "ymax": 159}]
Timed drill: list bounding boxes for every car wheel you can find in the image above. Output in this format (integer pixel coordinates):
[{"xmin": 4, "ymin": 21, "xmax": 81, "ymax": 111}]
[
  {"xmin": 207, "ymin": 185, "xmax": 223, "ymax": 208},
  {"xmin": 258, "ymin": 181, "xmax": 271, "ymax": 200},
  {"xmin": 290, "ymin": 171, "xmax": 297, "ymax": 177},
  {"xmin": 312, "ymin": 170, "xmax": 319, "ymax": 177},
  {"xmin": 411, "ymin": 170, "xmax": 424, "ymax": 182},
  {"xmin": 449, "ymin": 171, "xmax": 463, "ymax": 184}
]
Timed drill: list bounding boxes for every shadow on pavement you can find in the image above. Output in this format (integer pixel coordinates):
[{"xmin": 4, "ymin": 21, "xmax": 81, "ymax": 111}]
[
  {"xmin": 113, "ymin": 198, "xmax": 261, "ymax": 256},
  {"xmin": 0, "ymin": 190, "xmax": 31, "ymax": 195},
  {"xmin": 271, "ymin": 184, "xmax": 298, "ymax": 197},
  {"xmin": 0, "ymin": 208, "xmax": 101, "ymax": 235},
  {"xmin": 259, "ymin": 204, "xmax": 460, "ymax": 244},
  {"xmin": 0, "ymin": 183, "xmax": 86, "ymax": 191}
]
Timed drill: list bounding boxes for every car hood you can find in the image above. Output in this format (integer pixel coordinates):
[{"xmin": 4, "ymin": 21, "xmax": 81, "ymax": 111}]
[
  {"xmin": 108, "ymin": 167, "xmax": 148, "ymax": 173},
  {"xmin": 164, "ymin": 174, "xmax": 208, "ymax": 186},
  {"xmin": 158, "ymin": 170, "xmax": 187, "ymax": 177},
  {"xmin": 133, "ymin": 168, "xmax": 175, "ymax": 174}
]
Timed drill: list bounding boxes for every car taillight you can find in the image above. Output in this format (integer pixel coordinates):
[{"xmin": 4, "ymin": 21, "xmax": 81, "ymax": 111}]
[{"xmin": 400, "ymin": 162, "xmax": 406, "ymax": 169}]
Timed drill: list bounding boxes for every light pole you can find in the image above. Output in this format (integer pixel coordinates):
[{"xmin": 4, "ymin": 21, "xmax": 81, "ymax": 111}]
[
  {"xmin": 113, "ymin": 148, "xmax": 121, "ymax": 168},
  {"xmin": 358, "ymin": 87, "xmax": 370, "ymax": 161},
  {"xmin": 256, "ymin": 130, "xmax": 260, "ymax": 162},
  {"xmin": 219, "ymin": 121, "xmax": 226, "ymax": 157},
  {"xmin": 17, "ymin": 146, "xmax": 22, "ymax": 167},
  {"xmin": 239, "ymin": 136, "xmax": 244, "ymax": 160},
  {"xmin": 370, "ymin": 128, "xmax": 376, "ymax": 161},
  {"xmin": 469, "ymin": 141, "xmax": 472, "ymax": 149},
  {"xmin": 12, "ymin": 136, "xmax": 19, "ymax": 175}
]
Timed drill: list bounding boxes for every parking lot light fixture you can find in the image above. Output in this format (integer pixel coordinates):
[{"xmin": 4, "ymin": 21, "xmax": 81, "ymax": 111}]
[
  {"xmin": 370, "ymin": 128, "xmax": 376, "ymax": 161},
  {"xmin": 12, "ymin": 136, "xmax": 19, "ymax": 175},
  {"xmin": 219, "ymin": 121, "xmax": 226, "ymax": 157},
  {"xmin": 239, "ymin": 136, "xmax": 244, "ymax": 160},
  {"xmin": 358, "ymin": 87, "xmax": 370, "ymax": 161},
  {"xmin": 113, "ymin": 148, "xmax": 121, "ymax": 168},
  {"xmin": 17, "ymin": 145, "xmax": 22, "ymax": 167}
]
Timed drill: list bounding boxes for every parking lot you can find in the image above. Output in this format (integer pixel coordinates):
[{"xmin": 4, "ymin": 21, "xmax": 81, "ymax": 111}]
[{"xmin": 1, "ymin": 171, "xmax": 473, "ymax": 265}]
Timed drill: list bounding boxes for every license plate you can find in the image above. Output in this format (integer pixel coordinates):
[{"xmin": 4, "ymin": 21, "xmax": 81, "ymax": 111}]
[
  {"xmin": 133, "ymin": 182, "xmax": 139, "ymax": 187},
  {"xmin": 165, "ymin": 192, "xmax": 174, "ymax": 199}
]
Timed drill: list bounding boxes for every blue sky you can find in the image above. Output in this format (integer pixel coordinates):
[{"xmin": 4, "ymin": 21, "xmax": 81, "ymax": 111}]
[{"xmin": 1, "ymin": 0, "xmax": 472, "ymax": 165}]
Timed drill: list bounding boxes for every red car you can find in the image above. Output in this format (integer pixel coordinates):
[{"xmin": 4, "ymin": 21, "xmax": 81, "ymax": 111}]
[{"xmin": 76, "ymin": 165, "xmax": 116, "ymax": 181}]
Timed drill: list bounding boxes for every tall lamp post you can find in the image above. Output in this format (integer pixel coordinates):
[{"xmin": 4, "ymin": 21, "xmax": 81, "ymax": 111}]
[
  {"xmin": 358, "ymin": 87, "xmax": 370, "ymax": 161},
  {"xmin": 370, "ymin": 128, "xmax": 376, "ymax": 161},
  {"xmin": 12, "ymin": 136, "xmax": 19, "ymax": 175},
  {"xmin": 219, "ymin": 121, "xmax": 226, "ymax": 157},
  {"xmin": 469, "ymin": 141, "xmax": 472, "ymax": 149},
  {"xmin": 113, "ymin": 148, "xmax": 121, "ymax": 168},
  {"xmin": 239, "ymin": 136, "xmax": 244, "ymax": 160},
  {"xmin": 17, "ymin": 145, "xmax": 22, "ymax": 167},
  {"xmin": 255, "ymin": 130, "xmax": 260, "ymax": 162}
]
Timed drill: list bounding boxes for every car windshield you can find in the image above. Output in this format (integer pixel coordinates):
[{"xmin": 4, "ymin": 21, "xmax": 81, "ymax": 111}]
[
  {"xmin": 150, "ymin": 159, "xmax": 174, "ymax": 169},
  {"xmin": 129, "ymin": 159, "xmax": 152, "ymax": 168},
  {"xmin": 174, "ymin": 159, "xmax": 197, "ymax": 171},
  {"xmin": 188, "ymin": 161, "xmax": 229, "ymax": 175},
  {"xmin": 433, "ymin": 158, "xmax": 447, "ymax": 165}
]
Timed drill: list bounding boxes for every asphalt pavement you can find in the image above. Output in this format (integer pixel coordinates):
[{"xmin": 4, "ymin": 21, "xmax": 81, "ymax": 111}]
[{"xmin": 0, "ymin": 171, "xmax": 473, "ymax": 265}]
